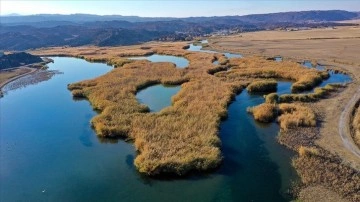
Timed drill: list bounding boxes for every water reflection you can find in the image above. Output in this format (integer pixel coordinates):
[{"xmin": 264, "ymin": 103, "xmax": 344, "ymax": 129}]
[
  {"xmin": 129, "ymin": 54, "xmax": 189, "ymax": 68},
  {"xmin": 136, "ymin": 84, "xmax": 181, "ymax": 112}
]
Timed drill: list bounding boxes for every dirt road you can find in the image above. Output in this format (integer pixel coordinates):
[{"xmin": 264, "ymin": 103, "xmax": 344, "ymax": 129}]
[{"xmin": 339, "ymin": 86, "xmax": 360, "ymax": 158}]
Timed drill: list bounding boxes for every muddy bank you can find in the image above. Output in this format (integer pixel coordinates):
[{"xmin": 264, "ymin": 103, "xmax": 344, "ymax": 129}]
[{"xmin": 1, "ymin": 70, "xmax": 62, "ymax": 96}]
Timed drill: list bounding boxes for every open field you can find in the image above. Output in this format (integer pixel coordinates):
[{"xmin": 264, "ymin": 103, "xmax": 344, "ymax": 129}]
[
  {"xmin": 209, "ymin": 26, "xmax": 360, "ymax": 201},
  {"xmin": 209, "ymin": 26, "xmax": 360, "ymax": 68}
]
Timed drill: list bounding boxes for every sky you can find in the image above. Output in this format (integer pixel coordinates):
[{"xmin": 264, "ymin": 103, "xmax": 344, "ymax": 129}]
[{"xmin": 1, "ymin": 0, "xmax": 359, "ymax": 17}]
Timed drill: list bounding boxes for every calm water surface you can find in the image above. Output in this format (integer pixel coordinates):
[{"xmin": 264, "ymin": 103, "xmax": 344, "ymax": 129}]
[
  {"xmin": 187, "ymin": 42, "xmax": 242, "ymax": 58},
  {"xmin": 136, "ymin": 84, "xmax": 181, "ymax": 112},
  {"xmin": 0, "ymin": 56, "xmax": 295, "ymax": 202},
  {"xmin": 129, "ymin": 54, "xmax": 189, "ymax": 68}
]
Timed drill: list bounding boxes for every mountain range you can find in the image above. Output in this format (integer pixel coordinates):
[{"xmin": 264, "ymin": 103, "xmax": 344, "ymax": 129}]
[{"xmin": 1, "ymin": 10, "xmax": 359, "ymax": 51}]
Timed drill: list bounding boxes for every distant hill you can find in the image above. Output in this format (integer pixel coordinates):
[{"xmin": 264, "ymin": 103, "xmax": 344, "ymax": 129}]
[
  {"xmin": 0, "ymin": 10, "xmax": 358, "ymax": 50},
  {"xmin": 0, "ymin": 52, "xmax": 43, "ymax": 69},
  {"xmin": 238, "ymin": 10, "xmax": 359, "ymax": 23},
  {"xmin": 1, "ymin": 10, "xmax": 358, "ymax": 27}
]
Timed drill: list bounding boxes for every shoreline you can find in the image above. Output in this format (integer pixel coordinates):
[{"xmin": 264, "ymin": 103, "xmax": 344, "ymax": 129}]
[
  {"xmin": 0, "ymin": 58, "xmax": 53, "ymax": 96},
  {"xmin": 0, "ymin": 67, "xmax": 38, "ymax": 90}
]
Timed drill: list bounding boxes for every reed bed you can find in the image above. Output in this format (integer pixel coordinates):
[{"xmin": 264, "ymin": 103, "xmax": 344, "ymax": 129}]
[
  {"xmin": 294, "ymin": 147, "xmax": 360, "ymax": 202},
  {"xmin": 278, "ymin": 104, "xmax": 316, "ymax": 131},
  {"xmin": 246, "ymin": 79, "xmax": 277, "ymax": 92},
  {"xmin": 58, "ymin": 43, "xmax": 248, "ymax": 175},
  {"xmin": 248, "ymin": 102, "xmax": 316, "ymax": 130},
  {"xmin": 32, "ymin": 42, "xmax": 331, "ymax": 176},
  {"xmin": 279, "ymin": 83, "xmax": 345, "ymax": 103},
  {"xmin": 247, "ymin": 103, "xmax": 277, "ymax": 122},
  {"xmin": 215, "ymin": 57, "xmax": 329, "ymax": 93}
]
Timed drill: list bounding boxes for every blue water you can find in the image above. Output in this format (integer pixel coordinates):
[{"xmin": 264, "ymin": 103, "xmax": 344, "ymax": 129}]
[
  {"xmin": 223, "ymin": 53, "xmax": 242, "ymax": 59},
  {"xmin": 136, "ymin": 84, "xmax": 181, "ymax": 112},
  {"xmin": 187, "ymin": 44, "xmax": 217, "ymax": 53},
  {"xmin": 300, "ymin": 70, "xmax": 352, "ymax": 94},
  {"xmin": 187, "ymin": 42, "xmax": 242, "ymax": 59},
  {"xmin": 0, "ymin": 56, "xmax": 297, "ymax": 201},
  {"xmin": 274, "ymin": 56, "xmax": 283, "ymax": 62},
  {"xmin": 315, "ymin": 65, "xmax": 325, "ymax": 71},
  {"xmin": 302, "ymin": 61, "xmax": 326, "ymax": 71},
  {"xmin": 218, "ymin": 86, "xmax": 297, "ymax": 202},
  {"xmin": 129, "ymin": 54, "xmax": 189, "ymax": 68},
  {"xmin": 302, "ymin": 60, "xmax": 313, "ymax": 68},
  {"xmin": 319, "ymin": 70, "xmax": 351, "ymax": 87}
]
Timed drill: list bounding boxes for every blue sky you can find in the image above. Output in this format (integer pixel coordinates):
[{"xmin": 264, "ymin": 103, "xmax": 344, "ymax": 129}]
[{"xmin": 1, "ymin": 0, "xmax": 359, "ymax": 17}]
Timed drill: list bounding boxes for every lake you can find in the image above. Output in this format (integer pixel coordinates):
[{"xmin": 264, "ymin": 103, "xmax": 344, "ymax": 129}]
[
  {"xmin": 129, "ymin": 54, "xmax": 189, "ymax": 68},
  {"xmin": 0, "ymin": 56, "xmax": 295, "ymax": 201}
]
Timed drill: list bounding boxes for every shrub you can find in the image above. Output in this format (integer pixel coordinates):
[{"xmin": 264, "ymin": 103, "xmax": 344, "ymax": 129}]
[
  {"xmin": 298, "ymin": 146, "xmax": 319, "ymax": 157},
  {"xmin": 72, "ymin": 89, "xmax": 85, "ymax": 98},
  {"xmin": 278, "ymin": 104, "xmax": 316, "ymax": 130},
  {"xmin": 248, "ymin": 103, "xmax": 277, "ymax": 122},
  {"xmin": 265, "ymin": 93, "xmax": 279, "ymax": 104},
  {"xmin": 247, "ymin": 80, "xmax": 277, "ymax": 92}
]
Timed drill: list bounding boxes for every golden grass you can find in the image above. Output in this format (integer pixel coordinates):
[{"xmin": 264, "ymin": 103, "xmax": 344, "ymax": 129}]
[
  {"xmin": 248, "ymin": 102, "xmax": 316, "ymax": 130},
  {"xmin": 298, "ymin": 146, "xmax": 319, "ymax": 157},
  {"xmin": 215, "ymin": 57, "xmax": 329, "ymax": 93},
  {"xmin": 31, "ymin": 42, "xmax": 327, "ymax": 176},
  {"xmin": 53, "ymin": 42, "xmax": 247, "ymax": 175},
  {"xmin": 278, "ymin": 104, "xmax": 316, "ymax": 131},
  {"xmin": 279, "ymin": 83, "xmax": 345, "ymax": 103},
  {"xmin": 247, "ymin": 103, "xmax": 277, "ymax": 122},
  {"xmin": 265, "ymin": 93, "xmax": 279, "ymax": 104},
  {"xmin": 294, "ymin": 148, "xmax": 360, "ymax": 202},
  {"xmin": 246, "ymin": 79, "xmax": 277, "ymax": 92}
]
